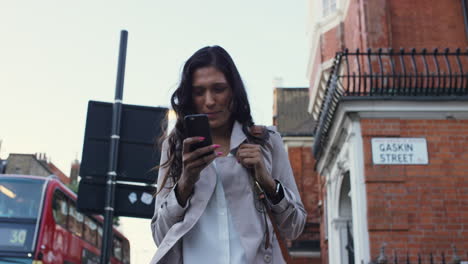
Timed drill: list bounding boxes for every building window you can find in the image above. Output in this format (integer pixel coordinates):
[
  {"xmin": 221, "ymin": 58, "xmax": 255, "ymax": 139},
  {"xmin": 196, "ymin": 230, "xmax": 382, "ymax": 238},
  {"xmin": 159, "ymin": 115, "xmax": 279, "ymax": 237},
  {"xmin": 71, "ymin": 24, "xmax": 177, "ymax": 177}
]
[{"xmin": 323, "ymin": 0, "xmax": 337, "ymax": 17}]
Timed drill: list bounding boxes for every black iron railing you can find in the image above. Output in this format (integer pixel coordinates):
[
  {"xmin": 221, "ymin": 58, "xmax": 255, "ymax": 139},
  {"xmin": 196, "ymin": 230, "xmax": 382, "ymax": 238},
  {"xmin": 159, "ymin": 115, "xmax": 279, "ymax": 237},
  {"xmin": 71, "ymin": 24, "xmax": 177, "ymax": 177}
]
[
  {"xmin": 342, "ymin": 48, "xmax": 468, "ymax": 97},
  {"xmin": 369, "ymin": 244, "xmax": 465, "ymax": 264},
  {"xmin": 312, "ymin": 53, "xmax": 344, "ymax": 160},
  {"xmin": 312, "ymin": 48, "xmax": 468, "ymax": 160}
]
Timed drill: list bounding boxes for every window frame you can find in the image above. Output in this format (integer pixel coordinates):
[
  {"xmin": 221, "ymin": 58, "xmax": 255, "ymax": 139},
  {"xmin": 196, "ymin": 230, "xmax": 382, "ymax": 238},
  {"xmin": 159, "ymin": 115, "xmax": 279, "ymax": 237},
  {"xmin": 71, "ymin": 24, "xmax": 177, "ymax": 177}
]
[
  {"xmin": 51, "ymin": 188, "xmax": 125, "ymax": 255},
  {"xmin": 52, "ymin": 188, "xmax": 99, "ymax": 244},
  {"xmin": 122, "ymin": 239, "xmax": 130, "ymax": 264},
  {"xmin": 83, "ymin": 215, "xmax": 98, "ymax": 246},
  {"xmin": 322, "ymin": 0, "xmax": 337, "ymax": 17},
  {"xmin": 112, "ymin": 235, "xmax": 123, "ymax": 261},
  {"xmin": 67, "ymin": 201, "xmax": 83, "ymax": 238},
  {"xmin": 52, "ymin": 190, "xmax": 69, "ymax": 228}
]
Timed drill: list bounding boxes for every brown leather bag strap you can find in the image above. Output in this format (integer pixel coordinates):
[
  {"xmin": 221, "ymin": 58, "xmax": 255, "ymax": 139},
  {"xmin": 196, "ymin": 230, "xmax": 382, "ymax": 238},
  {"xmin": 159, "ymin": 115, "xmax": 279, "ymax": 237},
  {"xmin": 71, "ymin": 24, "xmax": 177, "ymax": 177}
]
[
  {"xmin": 248, "ymin": 125, "xmax": 269, "ymax": 140},
  {"xmin": 264, "ymin": 207, "xmax": 293, "ymax": 261},
  {"xmin": 247, "ymin": 125, "xmax": 285, "ymax": 250}
]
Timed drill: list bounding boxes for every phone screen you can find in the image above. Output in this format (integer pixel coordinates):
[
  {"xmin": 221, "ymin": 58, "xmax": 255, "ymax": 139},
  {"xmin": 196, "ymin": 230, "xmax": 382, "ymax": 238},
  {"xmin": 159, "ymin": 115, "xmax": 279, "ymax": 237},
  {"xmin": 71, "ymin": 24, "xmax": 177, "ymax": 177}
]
[{"xmin": 184, "ymin": 114, "xmax": 213, "ymax": 152}]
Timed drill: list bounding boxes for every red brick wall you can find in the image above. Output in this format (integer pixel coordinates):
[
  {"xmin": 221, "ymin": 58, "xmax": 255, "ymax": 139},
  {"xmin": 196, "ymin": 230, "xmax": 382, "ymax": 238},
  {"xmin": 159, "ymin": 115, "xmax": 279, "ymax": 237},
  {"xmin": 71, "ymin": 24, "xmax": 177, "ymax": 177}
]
[
  {"xmin": 289, "ymin": 146, "xmax": 320, "ymax": 223},
  {"xmin": 343, "ymin": 0, "xmax": 365, "ymax": 52},
  {"xmin": 388, "ymin": 0, "xmax": 467, "ymax": 49},
  {"xmin": 364, "ymin": 0, "xmax": 393, "ymax": 48},
  {"xmin": 283, "ymin": 146, "xmax": 321, "ymax": 264},
  {"xmin": 309, "ymin": 0, "xmax": 467, "ymax": 96},
  {"xmin": 308, "ymin": 1, "xmax": 468, "ymax": 263},
  {"xmin": 321, "ymin": 26, "xmax": 343, "ymax": 62},
  {"xmin": 309, "ymin": 46, "xmax": 322, "ymax": 96},
  {"xmin": 364, "ymin": 0, "xmax": 466, "ymax": 49},
  {"xmin": 361, "ymin": 119, "xmax": 468, "ymax": 261}
]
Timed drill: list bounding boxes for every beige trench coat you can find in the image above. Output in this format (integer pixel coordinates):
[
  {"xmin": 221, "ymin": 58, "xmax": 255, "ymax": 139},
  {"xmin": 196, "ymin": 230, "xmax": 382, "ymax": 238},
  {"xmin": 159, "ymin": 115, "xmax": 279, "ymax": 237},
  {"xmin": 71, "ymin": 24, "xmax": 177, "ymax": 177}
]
[{"xmin": 150, "ymin": 122, "xmax": 306, "ymax": 264}]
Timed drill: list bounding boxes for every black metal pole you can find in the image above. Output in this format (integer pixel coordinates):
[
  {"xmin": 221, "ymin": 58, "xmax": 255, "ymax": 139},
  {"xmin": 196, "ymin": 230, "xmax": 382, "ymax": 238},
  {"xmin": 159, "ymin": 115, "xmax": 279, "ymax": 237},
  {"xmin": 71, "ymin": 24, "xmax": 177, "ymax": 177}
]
[{"xmin": 100, "ymin": 30, "xmax": 128, "ymax": 264}]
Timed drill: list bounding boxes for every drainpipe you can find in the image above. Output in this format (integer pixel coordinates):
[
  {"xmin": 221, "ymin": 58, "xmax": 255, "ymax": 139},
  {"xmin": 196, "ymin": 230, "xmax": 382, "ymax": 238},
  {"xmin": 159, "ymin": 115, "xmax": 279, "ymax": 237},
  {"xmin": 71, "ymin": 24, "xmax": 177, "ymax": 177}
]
[{"xmin": 462, "ymin": 0, "xmax": 468, "ymax": 41}]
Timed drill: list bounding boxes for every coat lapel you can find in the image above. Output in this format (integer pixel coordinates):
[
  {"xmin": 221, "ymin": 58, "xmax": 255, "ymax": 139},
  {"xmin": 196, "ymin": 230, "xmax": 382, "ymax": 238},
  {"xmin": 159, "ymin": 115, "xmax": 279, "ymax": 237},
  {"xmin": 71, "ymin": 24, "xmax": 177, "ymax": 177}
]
[
  {"xmin": 151, "ymin": 121, "xmax": 248, "ymax": 263},
  {"xmin": 151, "ymin": 164, "xmax": 217, "ymax": 263},
  {"xmin": 229, "ymin": 121, "xmax": 247, "ymax": 155}
]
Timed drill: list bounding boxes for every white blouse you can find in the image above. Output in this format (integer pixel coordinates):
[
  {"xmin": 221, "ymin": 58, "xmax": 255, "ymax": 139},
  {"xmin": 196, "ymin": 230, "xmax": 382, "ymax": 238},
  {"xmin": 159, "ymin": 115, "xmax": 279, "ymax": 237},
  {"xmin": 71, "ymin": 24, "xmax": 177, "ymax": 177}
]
[{"xmin": 182, "ymin": 159, "xmax": 247, "ymax": 263}]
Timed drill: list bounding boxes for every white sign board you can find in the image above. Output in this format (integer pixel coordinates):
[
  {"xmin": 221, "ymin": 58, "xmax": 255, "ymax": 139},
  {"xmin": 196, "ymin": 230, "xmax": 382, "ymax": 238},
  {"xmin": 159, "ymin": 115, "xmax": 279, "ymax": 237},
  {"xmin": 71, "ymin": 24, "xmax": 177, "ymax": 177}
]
[{"xmin": 371, "ymin": 138, "xmax": 428, "ymax": 165}]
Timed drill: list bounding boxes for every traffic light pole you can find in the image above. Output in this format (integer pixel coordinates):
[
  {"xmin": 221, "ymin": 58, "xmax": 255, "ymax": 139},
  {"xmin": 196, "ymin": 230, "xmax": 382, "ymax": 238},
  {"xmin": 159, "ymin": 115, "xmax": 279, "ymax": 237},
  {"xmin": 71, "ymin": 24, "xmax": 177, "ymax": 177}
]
[{"xmin": 100, "ymin": 30, "xmax": 128, "ymax": 264}]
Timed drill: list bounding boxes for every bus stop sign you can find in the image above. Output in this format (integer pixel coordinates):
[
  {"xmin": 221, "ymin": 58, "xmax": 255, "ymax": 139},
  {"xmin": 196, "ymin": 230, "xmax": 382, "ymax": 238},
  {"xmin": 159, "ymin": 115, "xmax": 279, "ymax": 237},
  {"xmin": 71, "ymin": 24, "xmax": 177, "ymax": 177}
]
[
  {"xmin": 77, "ymin": 180, "xmax": 156, "ymax": 218},
  {"xmin": 80, "ymin": 100, "xmax": 167, "ymax": 184},
  {"xmin": 77, "ymin": 100, "xmax": 167, "ymax": 219}
]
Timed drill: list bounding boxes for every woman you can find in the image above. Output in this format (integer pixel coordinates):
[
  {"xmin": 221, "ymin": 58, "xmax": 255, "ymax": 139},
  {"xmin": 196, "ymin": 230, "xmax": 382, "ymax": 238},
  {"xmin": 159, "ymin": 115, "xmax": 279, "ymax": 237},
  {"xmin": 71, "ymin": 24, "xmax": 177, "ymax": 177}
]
[{"xmin": 150, "ymin": 46, "xmax": 306, "ymax": 264}]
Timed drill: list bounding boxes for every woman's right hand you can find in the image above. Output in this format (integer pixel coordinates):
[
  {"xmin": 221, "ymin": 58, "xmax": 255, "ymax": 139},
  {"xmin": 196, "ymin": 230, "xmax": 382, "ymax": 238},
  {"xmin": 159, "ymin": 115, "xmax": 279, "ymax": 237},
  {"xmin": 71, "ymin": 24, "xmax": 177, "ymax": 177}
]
[{"xmin": 176, "ymin": 137, "xmax": 221, "ymax": 206}]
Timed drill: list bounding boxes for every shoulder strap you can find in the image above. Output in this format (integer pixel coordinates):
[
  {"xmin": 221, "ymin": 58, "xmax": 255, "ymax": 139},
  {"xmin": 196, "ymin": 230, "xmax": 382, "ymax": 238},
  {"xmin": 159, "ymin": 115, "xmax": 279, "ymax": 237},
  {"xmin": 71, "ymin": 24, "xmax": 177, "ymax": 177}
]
[
  {"xmin": 248, "ymin": 125, "xmax": 270, "ymax": 143},
  {"xmin": 249, "ymin": 125, "xmax": 265, "ymax": 136},
  {"xmin": 247, "ymin": 125, "xmax": 286, "ymax": 250}
]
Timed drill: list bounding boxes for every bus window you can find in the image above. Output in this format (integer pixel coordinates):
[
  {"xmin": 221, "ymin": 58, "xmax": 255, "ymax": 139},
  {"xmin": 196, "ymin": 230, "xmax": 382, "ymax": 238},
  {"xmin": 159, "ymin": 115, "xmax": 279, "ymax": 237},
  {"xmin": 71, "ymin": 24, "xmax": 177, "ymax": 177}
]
[
  {"xmin": 0, "ymin": 177, "xmax": 44, "ymax": 254},
  {"xmin": 112, "ymin": 236, "xmax": 122, "ymax": 261},
  {"xmin": 81, "ymin": 247, "xmax": 99, "ymax": 264},
  {"xmin": 0, "ymin": 178, "xmax": 44, "ymax": 219},
  {"xmin": 83, "ymin": 216, "xmax": 97, "ymax": 246},
  {"xmin": 52, "ymin": 191, "xmax": 68, "ymax": 227},
  {"xmin": 122, "ymin": 239, "xmax": 130, "ymax": 264},
  {"xmin": 68, "ymin": 203, "xmax": 83, "ymax": 237},
  {"xmin": 97, "ymin": 225, "xmax": 103, "ymax": 249}
]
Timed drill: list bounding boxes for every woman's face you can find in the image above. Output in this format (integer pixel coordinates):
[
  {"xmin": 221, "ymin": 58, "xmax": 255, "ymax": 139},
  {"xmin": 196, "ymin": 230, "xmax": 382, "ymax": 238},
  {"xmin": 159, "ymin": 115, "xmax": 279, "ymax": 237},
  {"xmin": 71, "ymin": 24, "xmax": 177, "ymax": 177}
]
[{"xmin": 191, "ymin": 66, "xmax": 233, "ymax": 130}]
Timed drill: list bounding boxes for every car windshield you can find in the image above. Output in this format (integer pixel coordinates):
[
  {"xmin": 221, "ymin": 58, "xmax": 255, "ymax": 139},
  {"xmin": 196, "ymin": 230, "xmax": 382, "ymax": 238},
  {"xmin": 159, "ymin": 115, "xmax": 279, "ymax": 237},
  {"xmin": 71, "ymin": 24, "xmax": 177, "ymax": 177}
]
[{"xmin": 0, "ymin": 177, "xmax": 45, "ymax": 219}]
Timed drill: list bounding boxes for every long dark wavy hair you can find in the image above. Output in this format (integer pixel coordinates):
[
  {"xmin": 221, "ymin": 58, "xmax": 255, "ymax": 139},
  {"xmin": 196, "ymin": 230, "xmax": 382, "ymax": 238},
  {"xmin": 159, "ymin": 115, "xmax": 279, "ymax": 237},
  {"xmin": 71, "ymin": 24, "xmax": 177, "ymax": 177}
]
[{"xmin": 157, "ymin": 45, "xmax": 266, "ymax": 192}]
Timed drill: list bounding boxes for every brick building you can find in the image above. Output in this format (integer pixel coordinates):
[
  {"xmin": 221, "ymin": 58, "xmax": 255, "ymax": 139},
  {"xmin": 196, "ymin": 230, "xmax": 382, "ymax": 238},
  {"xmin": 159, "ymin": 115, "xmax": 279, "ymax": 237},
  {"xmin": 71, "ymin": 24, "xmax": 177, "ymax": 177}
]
[
  {"xmin": 273, "ymin": 87, "xmax": 321, "ymax": 264},
  {"xmin": 3, "ymin": 153, "xmax": 71, "ymax": 184},
  {"xmin": 306, "ymin": 0, "xmax": 468, "ymax": 263}
]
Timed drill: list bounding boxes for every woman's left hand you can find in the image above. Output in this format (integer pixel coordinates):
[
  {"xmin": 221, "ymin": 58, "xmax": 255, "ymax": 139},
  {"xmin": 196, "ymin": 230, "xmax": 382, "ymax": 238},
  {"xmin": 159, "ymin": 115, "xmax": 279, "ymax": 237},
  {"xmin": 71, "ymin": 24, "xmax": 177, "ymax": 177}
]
[{"xmin": 236, "ymin": 144, "xmax": 276, "ymax": 195}]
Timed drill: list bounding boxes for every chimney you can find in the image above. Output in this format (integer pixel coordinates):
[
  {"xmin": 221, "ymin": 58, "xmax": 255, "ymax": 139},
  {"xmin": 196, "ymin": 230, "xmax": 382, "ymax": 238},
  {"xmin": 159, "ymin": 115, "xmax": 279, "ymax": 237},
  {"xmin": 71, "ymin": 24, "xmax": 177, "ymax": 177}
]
[
  {"xmin": 70, "ymin": 159, "xmax": 80, "ymax": 184},
  {"xmin": 273, "ymin": 88, "xmax": 278, "ymax": 126},
  {"xmin": 37, "ymin": 153, "xmax": 47, "ymax": 161}
]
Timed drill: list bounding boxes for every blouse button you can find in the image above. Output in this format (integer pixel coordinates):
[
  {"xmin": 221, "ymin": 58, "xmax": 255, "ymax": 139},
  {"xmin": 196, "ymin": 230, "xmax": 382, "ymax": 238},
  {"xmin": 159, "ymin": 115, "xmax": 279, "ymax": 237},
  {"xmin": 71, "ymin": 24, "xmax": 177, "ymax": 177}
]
[{"xmin": 264, "ymin": 254, "xmax": 271, "ymax": 263}]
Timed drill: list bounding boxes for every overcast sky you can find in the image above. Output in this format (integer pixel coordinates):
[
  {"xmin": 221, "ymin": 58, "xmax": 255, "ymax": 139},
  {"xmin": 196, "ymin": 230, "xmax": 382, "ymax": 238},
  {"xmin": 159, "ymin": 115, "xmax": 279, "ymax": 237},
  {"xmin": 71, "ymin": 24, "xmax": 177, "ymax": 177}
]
[{"xmin": 1, "ymin": 1, "xmax": 309, "ymax": 262}]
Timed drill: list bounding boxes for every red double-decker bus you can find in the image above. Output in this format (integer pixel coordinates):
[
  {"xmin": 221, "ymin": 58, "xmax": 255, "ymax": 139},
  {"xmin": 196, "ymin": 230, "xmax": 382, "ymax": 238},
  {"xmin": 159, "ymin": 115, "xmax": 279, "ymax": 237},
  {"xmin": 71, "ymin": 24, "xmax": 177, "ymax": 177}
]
[{"xmin": 0, "ymin": 174, "xmax": 130, "ymax": 264}]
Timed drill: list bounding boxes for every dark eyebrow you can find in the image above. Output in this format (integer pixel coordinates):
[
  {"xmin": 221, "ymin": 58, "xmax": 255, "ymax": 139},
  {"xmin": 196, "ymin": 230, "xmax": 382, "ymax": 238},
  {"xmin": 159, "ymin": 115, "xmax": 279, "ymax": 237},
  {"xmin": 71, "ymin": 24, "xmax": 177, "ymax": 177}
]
[
  {"xmin": 212, "ymin": 82, "xmax": 230, "ymax": 88},
  {"xmin": 192, "ymin": 82, "xmax": 229, "ymax": 89}
]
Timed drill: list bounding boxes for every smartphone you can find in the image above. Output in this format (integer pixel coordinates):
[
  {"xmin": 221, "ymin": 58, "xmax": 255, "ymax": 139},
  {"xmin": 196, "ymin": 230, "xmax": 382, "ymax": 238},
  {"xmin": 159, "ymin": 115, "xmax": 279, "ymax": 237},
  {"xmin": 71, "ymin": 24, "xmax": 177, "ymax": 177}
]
[{"xmin": 184, "ymin": 114, "xmax": 213, "ymax": 153}]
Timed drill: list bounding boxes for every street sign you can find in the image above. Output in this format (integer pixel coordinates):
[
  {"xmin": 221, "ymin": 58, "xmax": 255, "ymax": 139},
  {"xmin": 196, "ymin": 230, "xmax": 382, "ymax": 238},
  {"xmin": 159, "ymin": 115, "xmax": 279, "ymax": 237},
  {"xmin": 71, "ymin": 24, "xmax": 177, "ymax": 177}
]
[
  {"xmin": 77, "ymin": 180, "xmax": 156, "ymax": 218},
  {"xmin": 371, "ymin": 137, "xmax": 429, "ymax": 165},
  {"xmin": 80, "ymin": 100, "xmax": 168, "ymax": 184}
]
